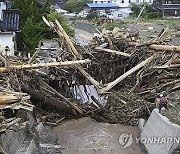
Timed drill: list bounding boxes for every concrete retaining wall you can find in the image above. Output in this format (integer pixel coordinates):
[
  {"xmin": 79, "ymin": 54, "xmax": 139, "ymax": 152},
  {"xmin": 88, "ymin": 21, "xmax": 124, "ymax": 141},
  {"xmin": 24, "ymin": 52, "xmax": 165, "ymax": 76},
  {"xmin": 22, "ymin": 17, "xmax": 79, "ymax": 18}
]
[{"xmin": 141, "ymin": 109, "xmax": 180, "ymax": 154}]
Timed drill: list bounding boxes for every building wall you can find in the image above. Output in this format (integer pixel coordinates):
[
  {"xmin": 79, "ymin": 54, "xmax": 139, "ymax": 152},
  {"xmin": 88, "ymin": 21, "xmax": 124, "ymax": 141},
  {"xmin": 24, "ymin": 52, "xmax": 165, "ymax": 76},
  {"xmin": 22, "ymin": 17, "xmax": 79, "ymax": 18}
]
[
  {"xmin": 108, "ymin": 10, "xmax": 129, "ymax": 19},
  {"xmin": 0, "ymin": 32, "xmax": 15, "ymax": 55},
  {"xmin": 164, "ymin": 9, "xmax": 180, "ymax": 17},
  {"xmin": 83, "ymin": 5, "xmax": 91, "ymax": 12}
]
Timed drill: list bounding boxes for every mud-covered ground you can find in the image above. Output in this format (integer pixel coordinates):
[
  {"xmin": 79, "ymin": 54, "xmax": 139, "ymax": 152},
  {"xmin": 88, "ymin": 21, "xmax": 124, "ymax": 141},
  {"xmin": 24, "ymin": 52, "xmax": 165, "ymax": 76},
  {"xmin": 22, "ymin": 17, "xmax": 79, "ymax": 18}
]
[
  {"xmin": 129, "ymin": 21, "xmax": 180, "ymax": 44},
  {"xmin": 53, "ymin": 117, "xmax": 145, "ymax": 154}
]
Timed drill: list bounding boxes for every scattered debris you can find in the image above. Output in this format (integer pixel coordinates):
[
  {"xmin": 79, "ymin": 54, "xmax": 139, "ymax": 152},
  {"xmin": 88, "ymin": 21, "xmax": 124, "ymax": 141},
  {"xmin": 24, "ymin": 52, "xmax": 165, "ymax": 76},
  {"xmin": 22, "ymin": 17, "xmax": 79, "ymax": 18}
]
[{"xmin": 0, "ymin": 16, "xmax": 179, "ymax": 129}]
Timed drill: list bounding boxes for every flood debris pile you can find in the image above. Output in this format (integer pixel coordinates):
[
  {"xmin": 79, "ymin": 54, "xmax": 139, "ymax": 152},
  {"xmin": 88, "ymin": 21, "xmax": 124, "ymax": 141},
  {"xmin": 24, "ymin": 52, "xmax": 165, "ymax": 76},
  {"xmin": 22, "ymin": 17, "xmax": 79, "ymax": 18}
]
[
  {"xmin": 0, "ymin": 69, "xmax": 34, "ymax": 133},
  {"xmin": 0, "ymin": 17, "xmax": 180, "ymax": 128}
]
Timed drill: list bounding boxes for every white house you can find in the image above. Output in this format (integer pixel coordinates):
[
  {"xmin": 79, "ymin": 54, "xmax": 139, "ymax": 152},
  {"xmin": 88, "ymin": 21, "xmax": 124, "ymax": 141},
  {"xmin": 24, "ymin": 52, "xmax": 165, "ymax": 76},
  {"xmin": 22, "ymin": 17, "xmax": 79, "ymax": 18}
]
[
  {"xmin": 107, "ymin": 8, "xmax": 132, "ymax": 19},
  {"xmin": 83, "ymin": 3, "xmax": 119, "ymax": 15},
  {"xmin": 0, "ymin": 1, "xmax": 19, "ymax": 55},
  {"xmin": 92, "ymin": 0, "xmax": 153, "ymax": 8}
]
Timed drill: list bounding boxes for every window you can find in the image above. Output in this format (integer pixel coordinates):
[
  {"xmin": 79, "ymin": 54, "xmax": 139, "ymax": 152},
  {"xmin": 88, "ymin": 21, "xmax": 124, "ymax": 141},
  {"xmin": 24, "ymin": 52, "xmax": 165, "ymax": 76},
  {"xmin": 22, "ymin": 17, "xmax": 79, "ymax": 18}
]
[
  {"xmin": 118, "ymin": 14, "xmax": 122, "ymax": 17},
  {"xmin": 129, "ymin": 0, "xmax": 131, "ymax": 3},
  {"xmin": 95, "ymin": 1, "xmax": 97, "ymax": 3},
  {"xmin": 101, "ymin": 1, "xmax": 103, "ymax": 3},
  {"xmin": 122, "ymin": 0, "xmax": 124, "ymax": 3}
]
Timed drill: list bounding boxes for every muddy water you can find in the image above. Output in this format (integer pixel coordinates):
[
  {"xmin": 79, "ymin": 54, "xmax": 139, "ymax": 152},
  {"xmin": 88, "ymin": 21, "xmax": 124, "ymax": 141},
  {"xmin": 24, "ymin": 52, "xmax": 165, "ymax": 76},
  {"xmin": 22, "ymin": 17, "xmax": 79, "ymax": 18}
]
[{"xmin": 53, "ymin": 117, "xmax": 145, "ymax": 154}]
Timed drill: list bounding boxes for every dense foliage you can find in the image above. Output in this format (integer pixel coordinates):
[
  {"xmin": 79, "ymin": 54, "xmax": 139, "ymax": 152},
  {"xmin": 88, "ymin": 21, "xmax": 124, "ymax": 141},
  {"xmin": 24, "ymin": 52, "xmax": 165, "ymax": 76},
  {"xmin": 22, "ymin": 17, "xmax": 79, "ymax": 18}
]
[
  {"xmin": 86, "ymin": 12, "xmax": 99, "ymax": 20},
  {"xmin": 11, "ymin": 0, "xmax": 51, "ymax": 52},
  {"xmin": 48, "ymin": 11, "xmax": 75, "ymax": 37},
  {"xmin": 65, "ymin": 0, "xmax": 91, "ymax": 13},
  {"xmin": 130, "ymin": 2, "xmax": 162, "ymax": 19},
  {"xmin": 11, "ymin": 0, "xmax": 74, "ymax": 53}
]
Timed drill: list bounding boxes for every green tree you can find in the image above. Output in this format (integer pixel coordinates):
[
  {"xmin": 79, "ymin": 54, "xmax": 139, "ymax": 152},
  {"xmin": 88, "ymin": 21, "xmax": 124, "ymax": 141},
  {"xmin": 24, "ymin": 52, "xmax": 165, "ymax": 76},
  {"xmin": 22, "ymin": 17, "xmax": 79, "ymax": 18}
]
[
  {"xmin": 11, "ymin": 0, "xmax": 74, "ymax": 53},
  {"xmin": 47, "ymin": 11, "xmax": 74, "ymax": 37},
  {"xmin": 130, "ymin": 2, "xmax": 162, "ymax": 19},
  {"xmin": 86, "ymin": 12, "xmax": 98, "ymax": 20},
  {"xmin": 65, "ymin": 0, "xmax": 91, "ymax": 13},
  {"xmin": 11, "ymin": 0, "xmax": 51, "ymax": 52},
  {"xmin": 130, "ymin": 2, "xmax": 141, "ymax": 17}
]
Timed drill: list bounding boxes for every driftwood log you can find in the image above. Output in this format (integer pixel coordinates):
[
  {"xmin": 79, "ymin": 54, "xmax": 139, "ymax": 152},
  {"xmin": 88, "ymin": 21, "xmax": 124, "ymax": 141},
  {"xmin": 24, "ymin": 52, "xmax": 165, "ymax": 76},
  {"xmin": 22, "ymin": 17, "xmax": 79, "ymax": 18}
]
[
  {"xmin": 0, "ymin": 59, "xmax": 91, "ymax": 73},
  {"xmin": 149, "ymin": 44, "xmax": 180, "ymax": 52},
  {"xmin": 0, "ymin": 93, "xmax": 20, "ymax": 105},
  {"xmin": 94, "ymin": 47, "xmax": 131, "ymax": 57},
  {"xmin": 39, "ymin": 79, "xmax": 83, "ymax": 115}
]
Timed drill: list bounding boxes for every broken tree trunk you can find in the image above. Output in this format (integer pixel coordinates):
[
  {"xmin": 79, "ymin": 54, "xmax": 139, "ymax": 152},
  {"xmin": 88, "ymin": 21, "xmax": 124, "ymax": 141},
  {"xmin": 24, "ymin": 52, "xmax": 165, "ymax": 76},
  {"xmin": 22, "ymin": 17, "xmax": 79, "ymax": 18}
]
[
  {"xmin": 40, "ymin": 79, "xmax": 83, "ymax": 115},
  {"xmin": 102, "ymin": 29, "xmax": 114, "ymax": 49},
  {"xmin": 21, "ymin": 86, "xmax": 73, "ymax": 114},
  {"xmin": 0, "ymin": 93, "xmax": 20, "ymax": 104},
  {"xmin": 149, "ymin": 44, "xmax": 180, "ymax": 52},
  {"xmin": 0, "ymin": 59, "xmax": 91, "ymax": 73},
  {"xmin": 55, "ymin": 19, "xmax": 81, "ymax": 59},
  {"xmin": 173, "ymin": 59, "xmax": 180, "ymax": 64},
  {"xmin": 154, "ymin": 27, "xmax": 170, "ymax": 42},
  {"xmin": 153, "ymin": 64, "xmax": 180, "ymax": 69},
  {"xmin": 99, "ymin": 54, "xmax": 155, "ymax": 93},
  {"xmin": 94, "ymin": 47, "xmax": 131, "ymax": 57}
]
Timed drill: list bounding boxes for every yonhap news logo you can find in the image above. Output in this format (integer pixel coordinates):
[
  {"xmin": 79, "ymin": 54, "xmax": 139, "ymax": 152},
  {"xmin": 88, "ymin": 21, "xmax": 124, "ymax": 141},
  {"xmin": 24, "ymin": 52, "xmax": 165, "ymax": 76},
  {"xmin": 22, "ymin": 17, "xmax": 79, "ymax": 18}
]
[
  {"xmin": 119, "ymin": 133, "xmax": 133, "ymax": 148},
  {"xmin": 119, "ymin": 132, "xmax": 180, "ymax": 148}
]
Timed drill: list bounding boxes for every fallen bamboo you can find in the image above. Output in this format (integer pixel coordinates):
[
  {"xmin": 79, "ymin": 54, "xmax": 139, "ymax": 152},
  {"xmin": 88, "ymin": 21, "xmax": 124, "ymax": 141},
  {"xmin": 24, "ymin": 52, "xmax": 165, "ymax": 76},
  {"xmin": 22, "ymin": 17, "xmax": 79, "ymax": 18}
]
[
  {"xmin": 149, "ymin": 44, "xmax": 180, "ymax": 52},
  {"xmin": 94, "ymin": 47, "xmax": 131, "ymax": 57},
  {"xmin": 40, "ymin": 79, "xmax": 83, "ymax": 115},
  {"xmin": 0, "ymin": 59, "xmax": 91, "ymax": 73},
  {"xmin": 99, "ymin": 54, "xmax": 155, "ymax": 93}
]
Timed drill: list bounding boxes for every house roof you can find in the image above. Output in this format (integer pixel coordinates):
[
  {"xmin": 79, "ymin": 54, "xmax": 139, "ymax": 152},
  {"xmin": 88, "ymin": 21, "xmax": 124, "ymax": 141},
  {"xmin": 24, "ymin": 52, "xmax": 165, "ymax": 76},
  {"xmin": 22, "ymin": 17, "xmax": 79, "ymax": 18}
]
[
  {"xmin": 0, "ymin": 10, "xmax": 20, "ymax": 31},
  {"xmin": 86, "ymin": 3, "xmax": 119, "ymax": 8}
]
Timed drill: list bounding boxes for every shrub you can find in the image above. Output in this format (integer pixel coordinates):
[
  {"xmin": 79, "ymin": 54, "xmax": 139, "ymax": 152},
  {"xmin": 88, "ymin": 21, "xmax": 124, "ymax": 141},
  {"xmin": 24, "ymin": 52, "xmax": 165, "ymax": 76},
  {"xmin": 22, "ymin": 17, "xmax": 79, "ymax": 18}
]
[
  {"xmin": 86, "ymin": 12, "xmax": 99, "ymax": 20},
  {"xmin": 145, "ymin": 12, "xmax": 163, "ymax": 19}
]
